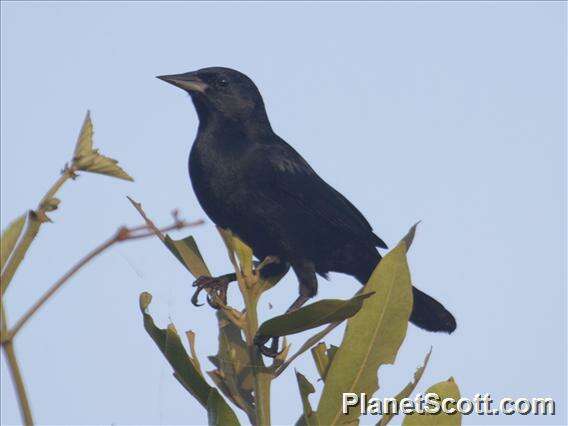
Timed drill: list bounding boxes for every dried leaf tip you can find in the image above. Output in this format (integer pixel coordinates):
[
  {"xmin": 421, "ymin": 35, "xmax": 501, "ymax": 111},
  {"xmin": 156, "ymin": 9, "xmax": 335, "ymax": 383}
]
[
  {"xmin": 401, "ymin": 221, "xmax": 421, "ymax": 252},
  {"xmin": 139, "ymin": 292, "xmax": 152, "ymax": 311}
]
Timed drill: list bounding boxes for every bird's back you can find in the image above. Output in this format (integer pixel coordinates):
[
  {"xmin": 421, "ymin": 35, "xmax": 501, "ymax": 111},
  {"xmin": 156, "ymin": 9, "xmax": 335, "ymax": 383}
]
[{"xmin": 189, "ymin": 127, "xmax": 386, "ymax": 272}]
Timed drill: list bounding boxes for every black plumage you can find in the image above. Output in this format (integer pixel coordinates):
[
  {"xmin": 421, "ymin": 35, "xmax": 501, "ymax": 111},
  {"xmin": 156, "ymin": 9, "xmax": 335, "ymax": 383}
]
[{"xmin": 158, "ymin": 67, "xmax": 456, "ymax": 338}]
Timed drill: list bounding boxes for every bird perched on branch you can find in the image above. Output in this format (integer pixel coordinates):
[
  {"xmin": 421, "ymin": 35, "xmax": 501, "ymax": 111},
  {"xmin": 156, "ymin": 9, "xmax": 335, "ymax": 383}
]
[{"xmin": 158, "ymin": 67, "xmax": 456, "ymax": 356}]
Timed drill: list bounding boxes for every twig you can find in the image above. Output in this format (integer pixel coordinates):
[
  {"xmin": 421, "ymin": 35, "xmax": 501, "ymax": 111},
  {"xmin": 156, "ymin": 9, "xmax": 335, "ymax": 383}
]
[
  {"xmin": 0, "ymin": 165, "xmax": 77, "ymax": 426},
  {"xmin": 3, "ymin": 213, "xmax": 202, "ymax": 341},
  {"xmin": 3, "ymin": 341, "xmax": 33, "ymax": 425},
  {"xmin": 0, "ymin": 168, "xmax": 76, "ymax": 294},
  {"xmin": 1, "ymin": 300, "xmax": 33, "ymax": 425}
]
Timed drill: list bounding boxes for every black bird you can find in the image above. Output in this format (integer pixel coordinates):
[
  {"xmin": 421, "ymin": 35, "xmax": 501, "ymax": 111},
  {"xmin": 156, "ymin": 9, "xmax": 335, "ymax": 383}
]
[{"xmin": 158, "ymin": 67, "xmax": 456, "ymax": 355}]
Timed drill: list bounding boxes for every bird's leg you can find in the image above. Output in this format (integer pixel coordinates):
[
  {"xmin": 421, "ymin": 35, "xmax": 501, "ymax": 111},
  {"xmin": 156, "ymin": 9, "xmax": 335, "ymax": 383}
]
[
  {"xmin": 191, "ymin": 273, "xmax": 236, "ymax": 308},
  {"xmin": 256, "ymin": 260, "xmax": 318, "ymax": 357},
  {"xmin": 285, "ymin": 295, "xmax": 311, "ymax": 313}
]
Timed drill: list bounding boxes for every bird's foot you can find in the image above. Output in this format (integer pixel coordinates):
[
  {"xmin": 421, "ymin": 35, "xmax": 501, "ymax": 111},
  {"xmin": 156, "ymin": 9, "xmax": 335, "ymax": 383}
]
[
  {"xmin": 255, "ymin": 336, "xmax": 283, "ymax": 358},
  {"xmin": 256, "ymin": 255, "xmax": 280, "ymax": 272},
  {"xmin": 191, "ymin": 275, "xmax": 232, "ymax": 309}
]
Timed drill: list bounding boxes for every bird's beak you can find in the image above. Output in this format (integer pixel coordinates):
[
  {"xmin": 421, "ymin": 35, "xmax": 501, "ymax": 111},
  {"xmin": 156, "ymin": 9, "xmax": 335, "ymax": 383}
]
[{"xmin": 156, "ymin": 73, "xmax": 209, "ymax": 93}]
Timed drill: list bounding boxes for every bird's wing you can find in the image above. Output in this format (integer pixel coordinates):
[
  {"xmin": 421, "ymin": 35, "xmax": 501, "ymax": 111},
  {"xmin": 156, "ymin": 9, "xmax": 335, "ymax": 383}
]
[{"xmin": 249, "ymin": 140, "xmax": 388, "ymax": 249}]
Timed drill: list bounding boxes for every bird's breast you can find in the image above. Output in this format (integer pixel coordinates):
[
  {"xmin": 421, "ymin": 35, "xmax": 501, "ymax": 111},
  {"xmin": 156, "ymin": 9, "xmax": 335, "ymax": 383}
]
[{"xmin": 188, "ymin": 139, "xmax": 252, "ymax": 228}]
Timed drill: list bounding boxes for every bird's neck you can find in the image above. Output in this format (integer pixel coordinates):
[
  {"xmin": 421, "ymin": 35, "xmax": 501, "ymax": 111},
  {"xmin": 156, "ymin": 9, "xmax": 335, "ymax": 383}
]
[{"xmin": 196, "ymin": 105, "xmax": 274, "ymax": 144}]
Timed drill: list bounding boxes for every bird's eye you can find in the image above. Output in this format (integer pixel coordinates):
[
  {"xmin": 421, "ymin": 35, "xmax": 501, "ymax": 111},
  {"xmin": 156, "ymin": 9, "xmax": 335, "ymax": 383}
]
[{"xmin": 217, "ymin": 78, "xmax": 229, "ymax": 87}]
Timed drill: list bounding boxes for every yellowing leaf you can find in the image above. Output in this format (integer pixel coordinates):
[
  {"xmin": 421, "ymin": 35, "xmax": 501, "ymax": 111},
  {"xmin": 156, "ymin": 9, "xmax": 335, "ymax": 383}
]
[
  {"xmin": 185, "ymin": 330, "xmax": 202, "ymax": 375},
  {"xmin": 72, "ymin": 111, "xmax": 133, "ymax": 181},
  {"xmin": 311, "ymin": 342, "xmax": 338, "ymax": 382},
  {"xmin": 296, "ymin": 370, "xmax": 319, "ymax": 426},
  {"xmin": 233, "ymin": 237, "xmax": 253, "ymax": 277},
  {"xmin": 316, "ymin": 226, "xmax": 416, "ymax": 425},
  {"xmin": 217, "ymin": 228, "xmax": 252, "ymax": 276},
  {"xmin": 73, "ymin": 110, "xmax": 94, "ymax": 158},
  {"xmin": 80, "ymin": 151, "xmax": 133, "ymax": 181},
  {"xmin": 378, "ymin": 349, "xmax": 432, "ymax": 426},
  {"xmin": 0, "ymin": 214, "xmax": 26, "ymax": 273},
  {"xmin": 0, "ymin": 211, "xmax": 41, "ymax": 293},
  {"xmin": 402, "ymin": 377, "xmax": 461, "ymax": 426}
]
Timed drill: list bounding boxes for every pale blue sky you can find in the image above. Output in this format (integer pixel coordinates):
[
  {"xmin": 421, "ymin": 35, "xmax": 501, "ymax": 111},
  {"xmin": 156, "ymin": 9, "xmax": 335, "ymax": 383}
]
[{"xmin": 1, "ymin": 2, "xmax": 566, "ymax": 425}]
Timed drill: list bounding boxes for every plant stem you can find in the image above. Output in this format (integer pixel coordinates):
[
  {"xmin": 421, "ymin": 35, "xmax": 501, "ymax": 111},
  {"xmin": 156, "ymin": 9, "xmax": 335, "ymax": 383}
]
[
  {"xmin": 39, "ymin": 167, "xmax": 73, "ymax": 206},
  {"xmin": 0, "ymin": 166, "xmax": 75, "ymax": 426},
  {"xmin": 0, "ymin": 167, "xmax": 74, "ymax": 294},
  {"xmin": 1, "ymin": 301, "xmax": 33, "ymax": 425},
  {"xmin": 0, "ymin": 213, "xmax": 198, "ymax": 426},
  {"xmin": 242, "ymin": 290, "xmax": 271, "ymax": 426},
  {"xmin": 3, "ymin": 341, "xmax": 34, "ymax": 425}
]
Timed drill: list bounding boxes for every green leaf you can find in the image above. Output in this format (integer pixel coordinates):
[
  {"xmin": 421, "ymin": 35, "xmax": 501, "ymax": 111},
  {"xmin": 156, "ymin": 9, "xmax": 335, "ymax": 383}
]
[
  {"xmin": 139, "ymin": 292, "xmax": 212, "ymax": 407},
  {"xmin": 327, "ymin": 345, "xmax": 338, "ymax": 361},
  {"xmin": 207, "ymin": 311, "xmax": 254, "ymax": 413},
  {"xmin": 402, "ymin": 377, "xmax": 461, "ymax": 426},
  {"xmin": 72, "ymin": 111, "xmax": 133, "ymax": 181},
  {"xmin": 296, "ymin": 370, "xmax": 319, "ymax": 426},
  {"xmin": 311, "ymin": 343, "xmax": 328, "ymax": 381},
  {"xmin": 207, "ymin": 389, "xmax": 241, "ymax": 426},
  {"xmin": 0, "ymin": 214, "xmax": 26, "ymax": 273},
  {"xmin": 311, "ymin": 342, "xmax": 339, "ymax": 382},
  {"xmin": 254, "ymin": 293, "xmax": 374, "ymax": 343},
  {"xmin": 316, "ymin": 226, "xmax": 416, "ymax": 425},
  {"xmin": 164, "ymin": 234, "xmax": 211, "ymax": 278},
  {"xmin": 127, "ymin": 198, "xmax": 210, "ymax": 279},
  {"xmin": 378, "ymin": 349, "xmax": 432, "ymax": 426}
]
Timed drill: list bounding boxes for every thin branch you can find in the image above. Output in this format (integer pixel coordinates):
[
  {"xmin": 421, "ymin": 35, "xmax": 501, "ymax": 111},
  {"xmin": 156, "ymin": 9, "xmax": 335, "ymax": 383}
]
[
  {"xmin": 1, "ymin": 300, "xmax": 33, "ymax": 425},
  {"xmin": 1, "ymin": 167, "xmax": 76, "ymax": 294},
  {"xmin": 3, "ymin": 342, "xmax": 33, "ymax": 425},
  {"xmin": 4, "ymin": 214, "xmax": 201, "ymax": 341}
]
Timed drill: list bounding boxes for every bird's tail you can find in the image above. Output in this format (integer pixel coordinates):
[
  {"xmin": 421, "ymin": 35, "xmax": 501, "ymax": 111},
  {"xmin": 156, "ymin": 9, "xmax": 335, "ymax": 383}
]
[
  {"xmin": 409, "ymin": 286, "xmax": 456, "ymax": 333},
  {"xmin": 351, "ymin": 250, "xmax": 457, "ymax": 334}
]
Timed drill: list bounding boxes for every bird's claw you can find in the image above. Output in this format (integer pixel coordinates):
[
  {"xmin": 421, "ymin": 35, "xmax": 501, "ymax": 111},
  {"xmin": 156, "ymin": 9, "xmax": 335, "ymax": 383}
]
[
  {"xmin": 255, "ymin": 336, "xmax": 283, "ymax": 358},
  {"xmin": 191, "ymin": 276, "xmax": 229, "ymax": 309}
]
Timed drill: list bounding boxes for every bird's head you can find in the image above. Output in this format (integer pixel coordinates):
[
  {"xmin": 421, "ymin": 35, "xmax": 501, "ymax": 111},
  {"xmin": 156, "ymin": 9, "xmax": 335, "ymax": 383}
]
[{"xmin": 157, "ymin": 67, "xmax": 268, "ymax": 125}]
